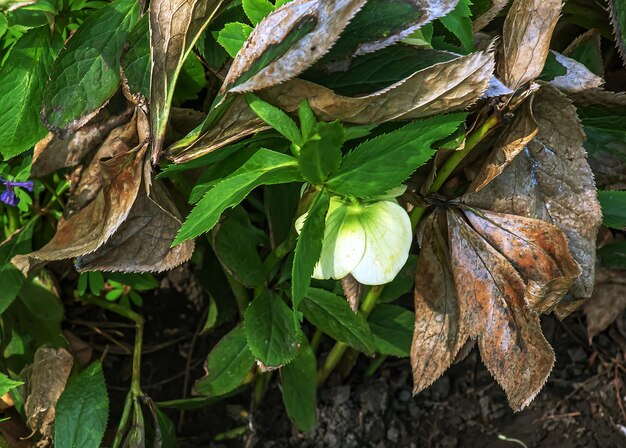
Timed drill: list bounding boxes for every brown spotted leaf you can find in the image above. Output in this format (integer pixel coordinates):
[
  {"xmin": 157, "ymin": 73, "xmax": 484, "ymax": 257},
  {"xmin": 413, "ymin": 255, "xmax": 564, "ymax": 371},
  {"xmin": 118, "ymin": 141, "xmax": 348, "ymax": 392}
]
[
  {"xmin": 264, "ymin": 49, "xmax": 495, "ymax": 124},
  {"xmin": 75, "ymin": 181, "xmax": 194, "ymax": 272},
  {"xmin": 150, "ymin": 0, "xmax": 226, "ymax": 162},
  {"xmin": 462, "ymin": 208, "xmax": 581, "ymax": 314},
  {"xmin": 221, "ymin": 0, "xmax": 368, "ymax": 94},
  {"xmin": 468, "ymin": 102, "xmax": 537, "ymax": 193},
  {"xmin": 548, "ymin": 51, "xmax": 603, "ymax": 93},
  {"xmin": 499, "ymin": 0, "xmax": 562, "ymax": 89},
  {"xmin": 25, "ymin": 346, "xmax": 73, "ymax": 440},
  {"xmin": 447, "ymin": 209, "xmax": 554, "ymax": 411},
  {"xmin": 464, "ymin": 86, "xmax": 602, "ymax": 310},
  {"xmin": 411, "ymin": 211, "xmax": 469, "ymax": 394},
  {"xmin": 583, "ymin": 266, "xmax": 626, "ymax": 342},
  {"xmin": 473, "ymin": 0, "xmax": 509, "ymax": 32}
]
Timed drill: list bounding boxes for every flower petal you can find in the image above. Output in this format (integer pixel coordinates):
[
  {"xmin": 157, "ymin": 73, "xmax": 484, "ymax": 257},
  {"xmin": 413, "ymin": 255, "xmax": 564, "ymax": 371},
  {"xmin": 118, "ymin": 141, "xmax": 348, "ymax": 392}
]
[{"xmin": 351, "ymin": 201, "xmax": 412, "ymax": 285}]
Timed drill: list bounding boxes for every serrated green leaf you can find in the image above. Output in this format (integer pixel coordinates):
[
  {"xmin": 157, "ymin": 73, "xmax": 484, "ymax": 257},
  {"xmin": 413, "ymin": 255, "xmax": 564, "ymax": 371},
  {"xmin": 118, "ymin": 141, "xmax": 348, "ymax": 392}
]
[
  {"xmin": 246, "ymin": 94, "xmax": 302, "ymax": 144},
  {"xmin": 598, "ymin": 190, "xmax": 626, "ymax": 229},
  {"xmin": 565, "ymin": 30, "xmax": 603, "ymax": 76},
  {"xmin": 42, "ymin": 0, "xmax": 140, "ymax": 132},
  {"xmin": 173, "ymin": 54, "xmax": 207, "ymax": 104},
  {"xmin": 301, "ymin": 288, "xmax": 376, "ymax": 354},
  {"xmin": 298, "ymin": 121, "xmax": 343, "ymax": 184},
  {"xmin": 121, "ymin": 13, "xmax": 150, "ymax": 98},
  {"xmin": 0, "ymin": 372, "xmax": 23, "ymax": 396},
  {"xmin": 326, "ymin": 114, "xmax": 466, "ymax": 198},
  {"xmin": 217, "ymin": 22, "xmax": 253, "ymax": 57},
  {"xmin": 609, "ymin": 0, "xmax": 626, "ymax": 67},
  {"xmin": 242, "ymin": 0, "xmax": 274, "ymax": 25},
  {"xmin": 598, "ymin": 241, "xmax": 626, "ymax": 269},
  {"xmin": 54, "ymin": 362, "xmax": 109, "ymax": 448},
  {"xmin": 244, "ymin": 291, "xmax": 302, "ymax": 366},
  {"xmin": 368, "ymin": 304, "xmax": 413, "ymax": 357},
  {"xmin": 0, "ymin": 27, "xmax": 53, "ymax": 158},
  {"xmin": 174, "ymin": 148, "xmax": 302, "ymax": 244},
  {"xmin": 280, "ymin": 342, "xmax": 316, "ymax": 432},
  {"xmin": 0, "ymin": 219, "xmax": 36, "ymax": 315},
  {"xmin": 292, "ymin": 189, "xmax": 329, "ymax": 310},
  {"xmin": 194, "ymin": 325, "xmax": 255, "ymax": 396},
  {"xmin": 439, "ymin": 0, "xmax": 474, "ymax": 51}
]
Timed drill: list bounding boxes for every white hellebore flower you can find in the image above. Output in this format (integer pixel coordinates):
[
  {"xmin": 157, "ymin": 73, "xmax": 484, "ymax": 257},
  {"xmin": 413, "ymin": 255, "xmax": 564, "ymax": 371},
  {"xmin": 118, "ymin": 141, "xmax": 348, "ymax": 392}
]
[{"xmin": 297, "ymin": 194, "xmax": 412, "ymax": 285}]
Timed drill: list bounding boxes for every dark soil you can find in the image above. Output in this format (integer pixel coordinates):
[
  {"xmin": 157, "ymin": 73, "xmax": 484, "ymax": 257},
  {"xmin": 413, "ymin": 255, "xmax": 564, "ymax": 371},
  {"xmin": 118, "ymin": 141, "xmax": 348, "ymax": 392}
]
[{"xmin": 67, "ymin": 265, "xmax": 626, "ymax": 448}]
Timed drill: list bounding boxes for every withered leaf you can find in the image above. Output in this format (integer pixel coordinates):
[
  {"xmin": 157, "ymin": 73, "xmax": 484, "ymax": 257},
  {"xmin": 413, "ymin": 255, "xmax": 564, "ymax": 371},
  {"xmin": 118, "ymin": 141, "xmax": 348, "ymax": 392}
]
[
  {"xmin": 31, "ymin": 106, "xmax": 133, "ymax": 178},
  {"xmin": 583, "ymin": 266, "xmax": 626, "ymax": 342},
  {"xmin": 548, "ymin": 51, "xmax": 603, "ymax": 94},
  {"xmin": 75, "ymin": 181, "xmax": 194, "ymax": 272},
  {"xmin": 150, "ymin": 0, "xmax": 226, "ymax": 162},
  {"xmin": 264, "ymin": 50, "xmax": 495, "ymax": 124},
  {"xmin": 464, "ymin": 86, "xmax": 602, "ymax": 309},
  {"xmin": 467, "ymin": 102, "xmax": 537, "ymax": 193},
  {"xmin": 340, "ymin": 274, "xmax": 362, "ymax": 312},
  {"xmin": 499, "ymin": 0, "xmax": 562, "ymax": 89},
  {"xmin": 462, "ymin": 208, "xmax": 581, "ymax": 314},
  {"xmin": 221, "ymin": 0, "xmax": 368, "ymax": 93},
  {"xmin": 473, "ymin": 0, "xmax": 509, "ymax": 32},
  {"xmin": 447, "ymin": 210, "xmax": 554, "ymax": 411},
  {"xmin": 411, "ymin": 211, "xmax": 469, "ymax": 394},
  {"xmin": 25, "ymin": 346, "xmax": 73, "ymax": 440}
]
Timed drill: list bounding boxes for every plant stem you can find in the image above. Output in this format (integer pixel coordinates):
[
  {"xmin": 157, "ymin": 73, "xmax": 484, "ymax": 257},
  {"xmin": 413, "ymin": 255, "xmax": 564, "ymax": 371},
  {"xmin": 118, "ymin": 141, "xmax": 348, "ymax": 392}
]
[
  {"xmin": 225, "ymin": 271, "xmax": 249, "ymax": 317},
  {"xmin": 365, "ymin": 355, "xmax": 387, "ymax": 377}
]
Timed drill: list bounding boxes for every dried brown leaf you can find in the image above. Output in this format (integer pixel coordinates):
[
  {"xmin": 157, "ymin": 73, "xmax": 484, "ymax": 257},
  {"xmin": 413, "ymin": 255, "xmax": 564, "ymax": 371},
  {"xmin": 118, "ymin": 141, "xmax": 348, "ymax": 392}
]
[
  {"xmin": 468, "ymin": 103, "xmax": 537, "ymax": 193},
  {"xmin": 464, "ymin": 86, "xmax": 602, "ymax": 310},
  {"xmin": 473, "ymin": 0, "xmax": 509, "ymax": 32},
  {"xmin": 583, "ymin": 266, "xmax": 626, "ymax": 342},
  {"xmin": 411, "ymin": 212, "xmax": 469, "ymax": 394},
  {"xmin": 499, "ymin": 0, "xmax": 562, "ymax": 89},
  {"xmin": 264, "ymin": 50, "xmax": 495, "ymax": 124},
  {"xmin": 341, "ymin": 274, "xmax": 362, "ymax": 312},
  {"xmin": 25, "ymin": 346, "xmax": 73, "ymax": 440},
  {"xmin": 462, "ymin": 208, "xmax": 581, "ymax": 314},
  {"xmin": 548, "ymin": 51, "xmax": 603, "ymax": 93},
  {"xmin": 221, "ymin": 0, "xmax": 367, "ymax": 94},
  {"xmin": 448, "ymin": 210, "xmax": 554, "ymax": 411}
]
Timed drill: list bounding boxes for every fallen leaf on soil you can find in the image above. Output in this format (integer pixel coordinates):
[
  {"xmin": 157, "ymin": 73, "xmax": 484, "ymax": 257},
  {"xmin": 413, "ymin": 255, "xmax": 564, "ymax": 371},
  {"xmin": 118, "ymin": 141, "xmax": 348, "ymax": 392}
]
[
  {"xmin": 583, "ymin": 266, "xmax": 626, "ymax": 342},
  {"xmin": 463, "ymin": 86, "xmax": 602, "ymax": 312},
  {"xmin": 264, "ymin": 49, "xmax": 495, "ymax": 124},
  {"xmin": 221, "ymin": 0, "xmax": 368, "ymax": 93},
  {"xmin": 499, "ymin": 0, "xmax": 562, "ymax": 89},
  {"xmin": 25, "ymin": 346, "xmax": 73, "ymax": 441}
]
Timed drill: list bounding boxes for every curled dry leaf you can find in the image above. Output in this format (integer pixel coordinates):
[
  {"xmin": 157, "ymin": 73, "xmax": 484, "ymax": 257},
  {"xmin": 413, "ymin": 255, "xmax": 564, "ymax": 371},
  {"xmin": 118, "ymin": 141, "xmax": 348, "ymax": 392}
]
[
  {"xmin": 264, "ymin": 50, "xmax": 495, "ymax": 124},
  {"xmin": 447, "ymin": 209, "xmax": 554, "ymax": 411},
  {"xmin": 583, "ymin": 266, "xmax": 626, "ymax": 342},
  {"xmin": 473, "ymin": 0, "xmax": 509, "ymax": 32},
  {"xmin": 25, "ymin": 346, "xmax": 73, "ymax": 441},
  {"xmin": 340, "ymin": 274, "xmax": 362, "ymax": 312},
  {"xmin": 464, "ymin": 86, "xmax": 602, "ymax": 310},
  {"xmin": 221, "ymin": 0, "xmax": 368, "ymax": 94},
  {"xmin": 150, "ymin": 0, "xmax": 227, "ymax": 162},
  {"xmin": 499, "ymin": 0, "xmax": 562, "ymax": 89},
  {"xmin": 411, "ymin": 211, "xmax": 469, "ymax": 395},
  {"xmin": 548, "ymin": 51, "xmax": 603, "ymax": 93}
]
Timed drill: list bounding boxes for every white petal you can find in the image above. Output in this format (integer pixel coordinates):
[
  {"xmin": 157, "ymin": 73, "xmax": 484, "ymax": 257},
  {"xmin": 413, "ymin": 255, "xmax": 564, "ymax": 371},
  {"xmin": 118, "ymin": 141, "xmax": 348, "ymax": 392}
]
[{"xmin": 351, "ymin": 201, "xmax": 412, "ymax": 285}]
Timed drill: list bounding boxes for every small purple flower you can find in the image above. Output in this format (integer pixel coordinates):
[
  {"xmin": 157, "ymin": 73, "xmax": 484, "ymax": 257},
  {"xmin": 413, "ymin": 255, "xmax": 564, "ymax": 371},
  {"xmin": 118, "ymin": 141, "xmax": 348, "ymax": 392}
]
[{"xmin": 0, "ymin": 176, "xmax": 34, "ymax": 207}]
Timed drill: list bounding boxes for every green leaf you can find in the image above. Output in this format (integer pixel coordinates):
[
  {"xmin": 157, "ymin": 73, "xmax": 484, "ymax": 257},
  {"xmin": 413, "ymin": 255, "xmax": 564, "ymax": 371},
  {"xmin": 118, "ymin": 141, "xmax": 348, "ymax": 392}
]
[
  {"xmin": 154, "ymin": 407, "xmax": 178, "ymax": 448},
  {"xmin": 298, "ymin": 99, "xmax": 316, "ymax": 141},
  {"xmin": 609, "ymin": 0, "xmax": 626, "ymax": 67},
  {"xmin": 598, "ymin": 241, "xmax": 626, "ymax": 269},
  {"xmin": 246, "ymin": 94, "xmax": 302, "ymax": 144},
  {"xmin": 242, "ymin": 0, "xmax": 274, "ymax": 25},
  {"xmin": 244, "ymin": 291, "xmax": 302, "ymax": 366},
  {"xmin": 326, "ymin": 114, "xmax": 466, "ymax": 198},
  {"xmin": 0, "ymin": 27, "xmax": 54, "ymax": 158},
  {"xmin": 217, "ymin": 22, "xmax": 254, "ymax": 58},
  {"xmin": 0, "ymin": 13, "xmax": 7, "ymax": 39},
  {"xmin": 194, "ymin": 325, "xmax": 255, "ymax": 396},
  {"xmin": 54, "ymin": 362, "xmax": 109, "ymax": 448},
  {"xmin": 201, "ymin": 296, "xmax": 219, "ymax": 334},
  {"xmin": 121, "ymin": 13, "xmax": 150, "ymax": 98},
  {"xmin": 368, "ymin": 304, "xmax": 413, "ymax": 357},
  {"xmin": 298, "ymin": 121, "xmax": 344, "ymax": 184},
  {"xmin": 0, "ymin": 219, "xmax": 36, "ymax": 315},
  {"xmin": 280, "ymin": 342, "xmax": 317, "ymax": 432},
  {"xmin": 0, "ymin": 372, "xmax": 23, "ymax": 396},
  {"xmin": 214, "ymin": 208, "xmax": 267, "ymax": 287},
  {"xmin": 292, "ymin": 189, "xmax": 330, "ymax": 310},
  {"xmin": 300, "ymin": 288, "xmax": 376, "ymax": 354},
  {"xmin": 42, "ymin": 0, "xmax": 140, "ymax": 132},
  {"xmin": 538, "ymin": 51, "xmax": 568, "ymax": 81},
  {"xmin": 173, "ymin": 54, "xmax": 207, "ymax": 105},
  {"xmin": 566, "ymin": 30, "xmax": 603, "ymax": 76},
  {"xmin": 439, "ymin": 0, "xmax": 474, "ymax": 51},
  {"xmin": 174, "ymin": 148, "xmax": 302, "ymax": 244},
  {"xmin": 265, "ymin": 183, "xmax": 301, "ymax": 246},
  {"xmin": 598, "ymin": 190, "xmax": 626, "ymax": 229}
]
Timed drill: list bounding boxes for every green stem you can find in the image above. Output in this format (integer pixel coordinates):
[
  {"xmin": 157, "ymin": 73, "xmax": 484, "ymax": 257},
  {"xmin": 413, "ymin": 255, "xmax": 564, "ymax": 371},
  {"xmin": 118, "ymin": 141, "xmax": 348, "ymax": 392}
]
[
  {"xmin": 310, "ymin": 329, "xmax": 323, "ymax": 353},
  {"xmin": 365, "ymin": 355, "xmax": 387, "ymax": 377},
  {"xmin": 225, "ymin": 272, "xmax": 249, "ymax": 317}
]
